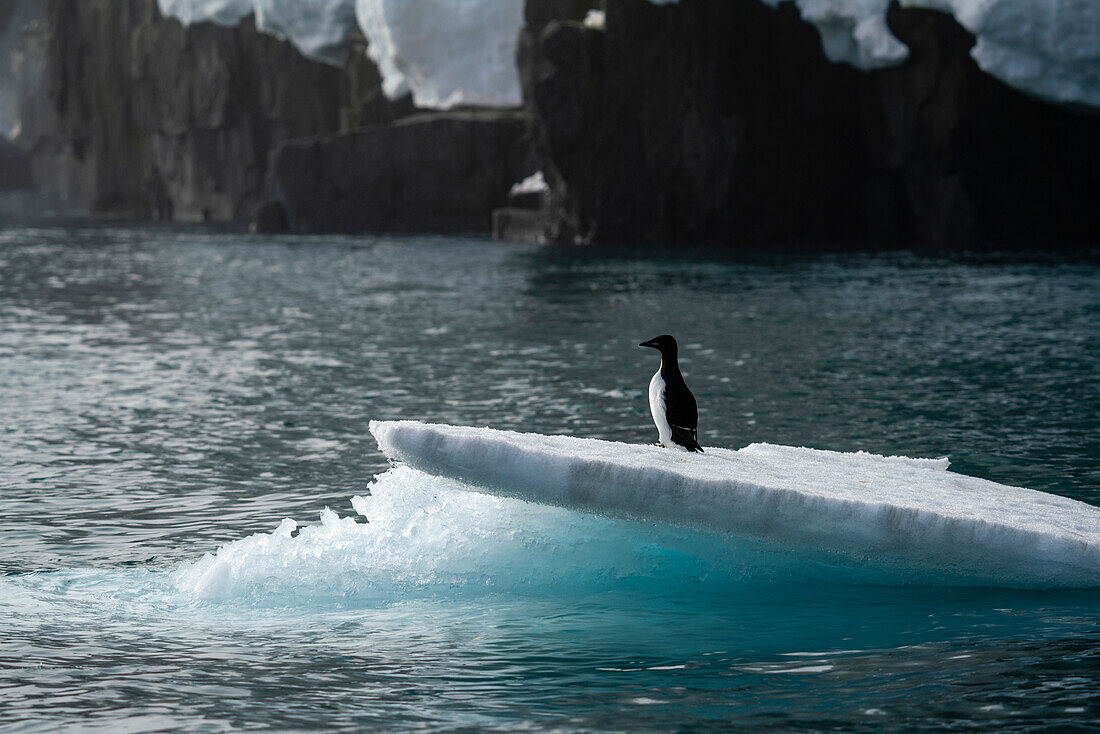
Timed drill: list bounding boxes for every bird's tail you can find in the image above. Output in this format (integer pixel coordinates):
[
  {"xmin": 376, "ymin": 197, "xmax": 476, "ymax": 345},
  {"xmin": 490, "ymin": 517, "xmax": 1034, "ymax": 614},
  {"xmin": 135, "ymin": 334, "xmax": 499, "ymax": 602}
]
[{"xmin": 671, "ymin": 425, "xmax": 704, "ymax": 453}]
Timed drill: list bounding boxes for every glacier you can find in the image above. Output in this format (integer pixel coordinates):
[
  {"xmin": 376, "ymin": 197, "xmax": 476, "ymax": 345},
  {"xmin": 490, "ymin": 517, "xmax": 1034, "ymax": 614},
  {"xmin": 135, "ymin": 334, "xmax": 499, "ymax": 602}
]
[
  {"xmin": 157, "ymin": 0, "xmax": 254, "ymax": 29},
  {"xmin": 157, "ymin": 0, "xmax": 524, "ymax": 106},
  {"xmin": 653, "ymin": 0, "xmax": 1100, "ymax": 108},
  {"xmin": 155, "ymin": 0, "xmax": 1100, "ymax": 110},
  {"xmin": 158, "ymin": 0, "xmax": 358, "ymax": 64},
  {"xmin": 254, "ymin": 0, "xmax": 358, "ymax": 65},
  {"xmin": 370, "ymin": 421, "xmax": 1100, "ymax": 589},
  {"xmin": 354, "ymin": 0, "xmax": 525, "ymax": 108}
]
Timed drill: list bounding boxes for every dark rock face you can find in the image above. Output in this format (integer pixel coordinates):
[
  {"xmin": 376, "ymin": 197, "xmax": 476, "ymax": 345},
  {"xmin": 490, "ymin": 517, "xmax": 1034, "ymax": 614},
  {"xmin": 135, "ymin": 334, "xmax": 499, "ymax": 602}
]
[
  {"xmin": 0, "ymin": 136, "xmax": 32, "ymax": 190},
  {"xmin": 250, "ymin": 198, "xmax": 289, "ymax": 233},
  {"xmin": 878, "ymin": 7, "xmax": 1100, "ymax": 245},
  {"xmin": 269, "ymin": 110, "xmax": 533, "ymax": 234},
  {"xmin": 492, "ymin": 207, "xmax": 550, "ymax": 244},
  {"xmin": 272, "ymin": 108, "xmax": 534, "ymax": 234},
  {"xmin": 19, "ymin": 0, "xmax": 343, "ymax": 222},
  {"xmin": 18, "ymin": 0, "xmax": 524, "ymax": 233},
  {"xmin": 0, "ymin": 0, "xmax": 24, "ymax": 136},
  {"xmin": 521, "ymin": 0, "xmax": 1100, "ymax": 246}
]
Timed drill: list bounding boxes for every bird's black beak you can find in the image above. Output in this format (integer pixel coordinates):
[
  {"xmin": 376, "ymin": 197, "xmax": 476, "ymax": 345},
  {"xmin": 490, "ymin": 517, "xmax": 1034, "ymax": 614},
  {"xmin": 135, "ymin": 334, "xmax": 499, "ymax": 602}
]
[{"xmin": 639, "ymin": 339, "xmax": 659, "ymax": 349}]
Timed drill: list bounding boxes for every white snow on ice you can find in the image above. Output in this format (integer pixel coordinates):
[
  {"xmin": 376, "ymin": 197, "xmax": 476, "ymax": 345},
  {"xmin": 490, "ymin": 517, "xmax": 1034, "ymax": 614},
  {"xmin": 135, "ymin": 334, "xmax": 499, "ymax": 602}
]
[
  {"xmin": 157, "ymin": 0, "xmax": 1100, "ymax": 109},
  {"xmin": 370, "ymin": 421, "xmax": 1100, "ymax": 588}
]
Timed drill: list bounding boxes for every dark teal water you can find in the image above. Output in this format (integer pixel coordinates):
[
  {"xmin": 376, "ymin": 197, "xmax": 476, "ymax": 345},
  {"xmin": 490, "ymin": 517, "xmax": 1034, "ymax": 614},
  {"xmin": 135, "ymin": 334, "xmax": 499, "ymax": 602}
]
[{"xmin": 2, "ymin": 204, "xmax": 1098, "ymax": 731}]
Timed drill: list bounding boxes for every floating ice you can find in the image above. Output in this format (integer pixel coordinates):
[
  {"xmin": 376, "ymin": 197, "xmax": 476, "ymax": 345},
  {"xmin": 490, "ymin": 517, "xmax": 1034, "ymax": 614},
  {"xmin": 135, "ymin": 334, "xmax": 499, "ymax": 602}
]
[{"xmin": 371, "ymin": 421, "xmax": 1100, "ymax": 588}]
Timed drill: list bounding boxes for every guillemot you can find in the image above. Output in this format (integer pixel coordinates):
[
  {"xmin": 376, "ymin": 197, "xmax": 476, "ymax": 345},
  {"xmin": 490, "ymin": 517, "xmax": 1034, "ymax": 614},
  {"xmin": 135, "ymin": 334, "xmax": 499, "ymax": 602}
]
[{"xmin": 639, "ymin": 334, "xmax": 703, "ymax": 452}]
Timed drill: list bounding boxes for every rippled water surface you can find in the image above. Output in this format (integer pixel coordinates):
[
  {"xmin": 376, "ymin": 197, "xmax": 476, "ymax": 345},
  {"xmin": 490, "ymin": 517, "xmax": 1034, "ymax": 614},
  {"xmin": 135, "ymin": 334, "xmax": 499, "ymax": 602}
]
[{"xmin": 2, "ymin": 202, "xmax": 1098, "ymax": 731}]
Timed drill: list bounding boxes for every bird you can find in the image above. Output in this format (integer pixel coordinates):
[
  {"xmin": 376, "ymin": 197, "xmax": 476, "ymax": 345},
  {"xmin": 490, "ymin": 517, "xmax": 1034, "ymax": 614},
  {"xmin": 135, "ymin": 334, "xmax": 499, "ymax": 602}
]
[{"xmin": 639, "ymin": 334, "xmax": 703, "ymax": 452}]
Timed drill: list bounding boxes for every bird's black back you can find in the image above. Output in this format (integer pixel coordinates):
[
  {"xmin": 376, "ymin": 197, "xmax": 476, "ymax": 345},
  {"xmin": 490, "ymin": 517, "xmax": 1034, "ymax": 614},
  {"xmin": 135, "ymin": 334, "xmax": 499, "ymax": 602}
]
[
  {"xmin": 661, "ymin": 365, "xmax": 698, "ymax": 430},
  {"xmin": 661, "ymin": 361, "xmax": 703, "ymax": 452}
]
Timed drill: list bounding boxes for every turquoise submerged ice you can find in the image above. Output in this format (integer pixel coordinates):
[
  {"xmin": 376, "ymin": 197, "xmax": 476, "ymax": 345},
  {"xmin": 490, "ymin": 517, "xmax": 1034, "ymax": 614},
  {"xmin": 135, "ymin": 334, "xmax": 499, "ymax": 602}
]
[
  {"xmin": 179, "ymin": 417, "xmax": 1100, "ymax": 602},
  {"xmin": 172, "ymin": 417, "xmax": 1100, "ymax": 602},
  {"xmin": 371, "ymin": 421, "xmax": 1100, "ymax": 588},
  {"xmin": 172, "ymin": 464, "xmax": 776, "ymax": 601}
]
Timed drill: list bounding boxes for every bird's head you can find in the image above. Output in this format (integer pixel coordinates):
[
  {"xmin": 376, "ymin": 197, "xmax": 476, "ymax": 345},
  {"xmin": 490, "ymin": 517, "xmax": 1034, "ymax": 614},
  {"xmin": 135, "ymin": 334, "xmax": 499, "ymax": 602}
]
[{"xmin": 639, "ymin": 334, "xmax": 677, "ymax": 356}]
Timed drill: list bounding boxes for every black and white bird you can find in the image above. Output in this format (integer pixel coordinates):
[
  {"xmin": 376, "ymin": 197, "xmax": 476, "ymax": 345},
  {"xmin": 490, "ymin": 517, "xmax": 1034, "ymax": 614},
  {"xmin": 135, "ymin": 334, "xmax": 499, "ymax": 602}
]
[{"xmin": 639, "ymin": 334, "xmax": 703, "ymax": 453}]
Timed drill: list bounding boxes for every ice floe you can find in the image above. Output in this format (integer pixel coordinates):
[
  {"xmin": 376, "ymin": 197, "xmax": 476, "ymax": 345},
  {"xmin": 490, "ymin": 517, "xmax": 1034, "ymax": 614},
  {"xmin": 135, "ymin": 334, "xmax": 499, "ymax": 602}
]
[
  {"xmin": 370, "ymin": 421, "xmax": 1100, "ymax": 588},
  {"xmin": 171, "ymin": 465, "xmax": 786, "ymax": 601}
]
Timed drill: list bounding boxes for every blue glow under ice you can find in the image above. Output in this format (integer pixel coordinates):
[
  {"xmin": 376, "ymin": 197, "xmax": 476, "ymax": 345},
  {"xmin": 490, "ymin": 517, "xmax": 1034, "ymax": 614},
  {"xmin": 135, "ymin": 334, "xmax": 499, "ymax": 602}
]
[{"xmin": 369, "ymin": 421, "xmax": 1100, "ymax": 589}]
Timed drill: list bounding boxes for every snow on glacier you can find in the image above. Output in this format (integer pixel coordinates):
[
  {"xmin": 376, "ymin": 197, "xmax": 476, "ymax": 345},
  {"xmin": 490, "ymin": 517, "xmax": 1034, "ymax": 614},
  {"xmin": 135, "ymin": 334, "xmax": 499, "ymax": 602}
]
[
  {"xmin": 159, "ymin": 0, "xmax": 360, "ymax": 64},
  {"xmin": 353, "ymin": 0, "xmax": 524, "ymax": 108},
  {"xmin": 253, "ymin": 0, "xmax": 357, "ymax": 64},
  {"xmin": 370, "ymin": 421, "xmax": 1100, "ymax": 588},
  {"xmin": 156, "ymin": 0, "xmax": 1100, "ymax": 109},
  {"xmin": 157, "ymin": 0, "xmax": 254, "ymax": 28},
  {"xmin": 918, "ymin": 0, "xmax": 1100, "ymax": 109},
  {"xmin": 160, "ymin": 0, "xmax": 524, "ymax": 105},
  {"xmin": 658, "ymin": 0, "xmax": 1100, "ymax": 107}
]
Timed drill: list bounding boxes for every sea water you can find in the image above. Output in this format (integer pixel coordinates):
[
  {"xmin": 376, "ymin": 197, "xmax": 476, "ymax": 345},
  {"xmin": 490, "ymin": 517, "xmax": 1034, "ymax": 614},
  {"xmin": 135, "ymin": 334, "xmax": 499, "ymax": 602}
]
[{"xmin": 1, "ymin": 202, "xmax": 1098, "ymax": 730}]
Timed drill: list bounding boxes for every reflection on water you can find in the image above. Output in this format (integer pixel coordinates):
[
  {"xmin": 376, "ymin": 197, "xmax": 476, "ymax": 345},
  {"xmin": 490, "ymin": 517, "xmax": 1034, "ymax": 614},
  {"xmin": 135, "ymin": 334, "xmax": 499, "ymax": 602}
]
[{"xmin": 1, "ymin": 207, "xmax": 1098, "ymax": 730}]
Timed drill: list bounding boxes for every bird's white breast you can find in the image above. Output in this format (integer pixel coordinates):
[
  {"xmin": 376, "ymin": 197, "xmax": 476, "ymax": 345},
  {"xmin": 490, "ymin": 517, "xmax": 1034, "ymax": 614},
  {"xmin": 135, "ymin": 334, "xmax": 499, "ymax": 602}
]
[{"xmin": 649, "ymin": 369, "xmax": 672, "ymax": 448}]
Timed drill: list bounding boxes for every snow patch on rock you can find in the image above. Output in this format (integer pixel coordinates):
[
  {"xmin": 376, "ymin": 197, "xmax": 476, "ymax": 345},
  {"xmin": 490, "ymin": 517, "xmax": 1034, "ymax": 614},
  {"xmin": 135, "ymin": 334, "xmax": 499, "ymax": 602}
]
[{"xmin": 510, "ymin": 170, "xmax": 548, "ymax": 196}]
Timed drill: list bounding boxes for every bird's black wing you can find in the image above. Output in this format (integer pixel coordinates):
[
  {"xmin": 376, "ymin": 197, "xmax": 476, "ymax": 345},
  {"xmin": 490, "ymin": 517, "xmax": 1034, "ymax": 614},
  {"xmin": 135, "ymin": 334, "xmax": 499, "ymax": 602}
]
[
  {"xmin": 663, "ymin": 378, "xmax": 698, "ymax": 430},
  {"xmin": 664, "ymin": 377, "xmax": 702, "ymax": 452}
]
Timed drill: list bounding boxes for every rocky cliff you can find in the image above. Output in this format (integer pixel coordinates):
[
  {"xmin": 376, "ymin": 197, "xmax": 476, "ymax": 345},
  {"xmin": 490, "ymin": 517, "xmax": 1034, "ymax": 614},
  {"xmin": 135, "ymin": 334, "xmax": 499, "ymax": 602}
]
[
  {"xmin": 18, "ymin": 0, "xmax": 344, "ymax": 222},
  {"xmin": 269, "ymin": 110, "xmax": 531, "ymax": 234},
  {"xmin": 520, "ymin": 0, "xmax": 1100, "ymax": 246},
  {"xmin": 0, "ymin": 136, "xmax": 31, "ymax": 190},
  {"xmin": 10, "ymin": 0, "xmax": 1100, "ymax": 245},
  {"xmin": 13, "ymin": 0, "xmax": 526, "ymax": 233}
]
